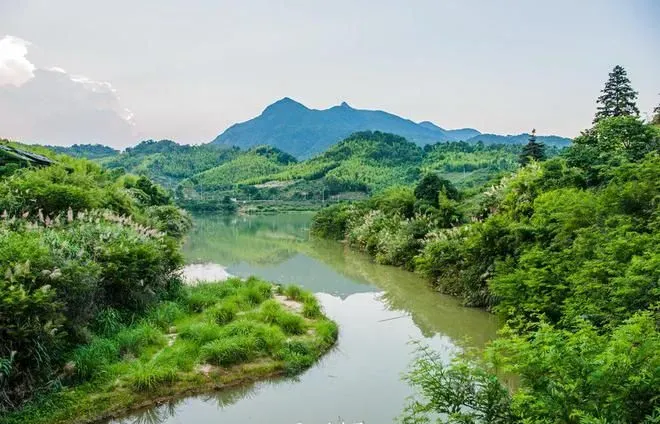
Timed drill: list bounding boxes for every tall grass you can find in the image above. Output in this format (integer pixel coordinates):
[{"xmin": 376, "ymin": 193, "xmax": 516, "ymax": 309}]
[
  {"xmin": 128, "ymin": 362, "xmax": 177, "ymax": 391},
  {"xmin": 147, "ymin": 302, "xmax": 185, "ymax": 331},
  {"xmin": 200, "ymin": 337, "xmax": 257, "ymax": 366},
  {"xmin": 115, "ymin": 323, "xmax": 166, "ymax": 356},
  {"xmin": 71, "ymin": 338, "xmax": 120, "ymax": 382}
]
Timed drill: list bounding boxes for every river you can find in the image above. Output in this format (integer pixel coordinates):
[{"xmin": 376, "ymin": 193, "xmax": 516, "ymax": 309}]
[{"xmin": 110, "ymin": 212, "xmax": 498, "ymax": 424}]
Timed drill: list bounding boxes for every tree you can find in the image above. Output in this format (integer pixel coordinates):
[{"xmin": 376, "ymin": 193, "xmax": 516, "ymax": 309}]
[
  {"xmin": 414, "ymin": 173, "xmax": 459, "ymax": 206},
  {"xmin": 593, "ymin": 65, "xmax": 639, "ymax": 123},
  {"xmin": 652, "ymin": 96, "xmax": 660, "ymax": 125},
  {"xmin": 519, "ymin": 129, "xmax": 546, "ymax": 165},
  {"xmin": 573, "ymin": 116, "xmax": 659, "ymax": 162}
]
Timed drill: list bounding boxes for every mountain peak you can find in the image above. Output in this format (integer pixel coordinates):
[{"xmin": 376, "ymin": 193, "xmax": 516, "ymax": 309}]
[
  {"xmin": 262, "ymin": 97, "xmax": 308, "ymax": 115},
  {"xmin": 340, "ymin": 101, "xmax": 352, "ymax": 109}
]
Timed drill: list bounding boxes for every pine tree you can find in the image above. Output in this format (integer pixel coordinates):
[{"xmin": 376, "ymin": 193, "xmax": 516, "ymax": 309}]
[
  {"xmin": 519, "ymin": 129, "xmax": 546, "ymax": 165},
  {"xmin": 593, "ymin": 65, "xmax": 639, "ymax": 123}
]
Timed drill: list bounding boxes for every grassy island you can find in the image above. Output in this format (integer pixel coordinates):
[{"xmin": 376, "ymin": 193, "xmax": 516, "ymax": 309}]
[{"xmin": 2, "ymin": 278, "xmax": 337, "ymax": 424}]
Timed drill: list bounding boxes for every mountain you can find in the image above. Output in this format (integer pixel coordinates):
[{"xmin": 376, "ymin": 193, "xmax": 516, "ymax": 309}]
[
  {"xmin": 211, "ymin": 98, "xmax": 571, "ymax": 158},
  {"xmin": 419, "ymin": 121, "xmax": 481, "ymax": 141},
  {"xmin": 465, "ymin": 133, "xmax": 572, "ymax": 147},
  {"xmin": 211, "ymin": 98, "xmax": 479, "ymax": 158}
]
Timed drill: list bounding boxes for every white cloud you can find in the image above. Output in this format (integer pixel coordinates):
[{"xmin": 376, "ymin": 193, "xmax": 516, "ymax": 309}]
[
  {"xmin": 0, "ymin": 35, "xmax": 35, "ymax": 87},
  {"xmin": 0, "ymin": 35, "xmax": 136, "ymax": 146}
]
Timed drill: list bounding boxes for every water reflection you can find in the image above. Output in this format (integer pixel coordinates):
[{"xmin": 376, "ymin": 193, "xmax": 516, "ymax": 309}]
[{"xmin": 108, "ymin": 213, "xmax": 498, "ymax": 424}]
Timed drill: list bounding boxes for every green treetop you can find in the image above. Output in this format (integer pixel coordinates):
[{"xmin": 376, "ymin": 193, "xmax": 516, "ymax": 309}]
[
  {"xmin": 652, "ymin": 96, "xmax": 660, "ymax": 125},
  {"xmin": 593, "ymin": 65, "xmax": 639, "ymax": 123},
  {"xmin": 519, "ymin": 129, "xmax": 546, "ymax": 165}
]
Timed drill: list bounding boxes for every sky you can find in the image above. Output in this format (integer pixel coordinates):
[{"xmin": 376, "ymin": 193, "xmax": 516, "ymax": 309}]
[{"xmin": 0, "ymin": 0, "xmax": 658, "ymax": 147}]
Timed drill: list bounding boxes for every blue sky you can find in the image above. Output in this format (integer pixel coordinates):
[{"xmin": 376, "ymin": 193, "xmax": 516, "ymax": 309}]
[{"xmin": 1, "ymin": 0, "xmax": 658, "ymax": 146}]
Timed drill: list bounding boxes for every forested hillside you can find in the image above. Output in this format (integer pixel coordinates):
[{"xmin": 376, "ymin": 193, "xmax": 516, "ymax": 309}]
[
  {"xmin": 311, "ymin": 68, "xmax": 660, "ymax": 423},
  {"xmin": 59, "ymin": 133, "xmax": 535, "ymax": 213}
]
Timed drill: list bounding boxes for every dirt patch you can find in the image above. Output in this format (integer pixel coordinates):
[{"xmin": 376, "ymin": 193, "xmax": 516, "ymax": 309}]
[{"xmin": 274, "ymin": 294, "xmax": 303, "ymax": 313}]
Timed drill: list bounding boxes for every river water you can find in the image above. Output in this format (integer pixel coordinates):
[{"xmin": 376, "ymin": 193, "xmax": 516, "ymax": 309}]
[{"xmin": 111, "ymin": 213, "xmax": 498, "ymax": 424}]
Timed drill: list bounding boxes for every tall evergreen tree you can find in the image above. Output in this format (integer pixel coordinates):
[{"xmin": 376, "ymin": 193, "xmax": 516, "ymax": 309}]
[
  {"xmin": 593, "ymin": 65, "xmax": 639, "ymax": 123},
  {"xmin": 519, "ymin": 129, "xmax": 546, "ymax": 165}
]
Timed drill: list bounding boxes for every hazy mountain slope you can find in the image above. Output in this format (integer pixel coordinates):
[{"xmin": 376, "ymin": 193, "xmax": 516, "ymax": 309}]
[
  {"xmin": 211, "ymin": 98, "xmax": 472, "ymax": 158},
  {"xmin": 466, "ymin": 133, "xmax": 572, "ymax": 146}
]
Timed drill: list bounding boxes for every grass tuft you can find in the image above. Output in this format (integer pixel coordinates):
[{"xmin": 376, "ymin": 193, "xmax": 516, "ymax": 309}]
[
  {"xmin": 283, "ymin": 285, "xmax": 304, "ymax": 301},
  {"xmin": 200, "ymin": 337, "xmax": 257, "ymax": 366},
  {"xmin": 179, "ymin": 322, "xmax": 224, "ymax": 344},
  {"xmin": 207, "ymin": 299, "xmax": 239, "ymax": 325},
  {"xmin": 128, "ymin": 362, "xmax": 177, "ymax": 391},
  {"xmin": 147, "ymin": 301, "xmax": 185, "ymax": 330},
  {"xmin": 71, "ymin": 338, "xmax": 120, "ymax": 382},
  {"xmin": 302, "ymin": 296, "xmax": 322, "ymax": 319}
]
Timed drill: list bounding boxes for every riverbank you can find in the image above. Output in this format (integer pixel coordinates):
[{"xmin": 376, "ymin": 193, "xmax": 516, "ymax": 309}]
[{"xmin": 1, "ymin": 277, "xmax": 338, "ymax": 424}]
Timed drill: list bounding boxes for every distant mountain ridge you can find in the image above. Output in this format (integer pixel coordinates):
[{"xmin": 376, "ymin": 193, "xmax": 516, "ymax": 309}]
[{"xmin": 211, "ymin": 98, "xmax": 571, "ymax": 158}]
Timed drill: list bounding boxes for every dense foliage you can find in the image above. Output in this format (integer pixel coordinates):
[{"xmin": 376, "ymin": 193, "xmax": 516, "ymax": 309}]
[
  {"xmin": 0, "ymin": 144, "xmax": 191, "ymax": 411},
  {"xmin": 47, "ymin": 144, "xmax": 119, "ymax": 160},
  {"xmin": 312, "ymin": 110, "xmax": 660, "ymax": 421},
  {"xmin": 56, "ymin": 133, "xmax": 545, "ymax": 213}
]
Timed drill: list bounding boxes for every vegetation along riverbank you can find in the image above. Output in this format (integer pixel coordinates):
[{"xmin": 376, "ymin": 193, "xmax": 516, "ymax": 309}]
[
  {"xmin": 0, "ymin": 144, "xmax": 337, "ymax": 424},
  {"xmin": 311, "ymin": 66, "xmax": 660, "ymax": 423}
]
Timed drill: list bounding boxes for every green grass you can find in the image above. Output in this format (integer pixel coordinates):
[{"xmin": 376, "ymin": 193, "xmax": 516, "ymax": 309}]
[
  {"xmin": 283, "ymin": 284, "xmax": 304, "ymax": 301},
  {"xmin": 2, "ymin": 277, "xmax": 338, "ymax": 424},
  {"xmin": 128, "ymin": 362, "xmax": 177, "ymax": 391}
]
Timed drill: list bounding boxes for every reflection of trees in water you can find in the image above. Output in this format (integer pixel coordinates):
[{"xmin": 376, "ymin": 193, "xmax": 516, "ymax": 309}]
[
  {"xmin": 184, "ymin": 215, "xmax": 309, "ymax": 265},
  {"xmin": 114, "ymin": 399, "xmax": 182, "ymax": 424},
  {"xmin": 199, "ymin": 380, "xmax": 260, "ymax": 409},
  {"xmin": 304, "ymin": 239, "xmax": 498, "ymax": 347},
  {"xmin": 113, "ymin": 381, "xmax": 266, "ymax": 424},
  {"xmin": 186, "ymin": 213, "xmax": 497, "ymax": 347}
]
